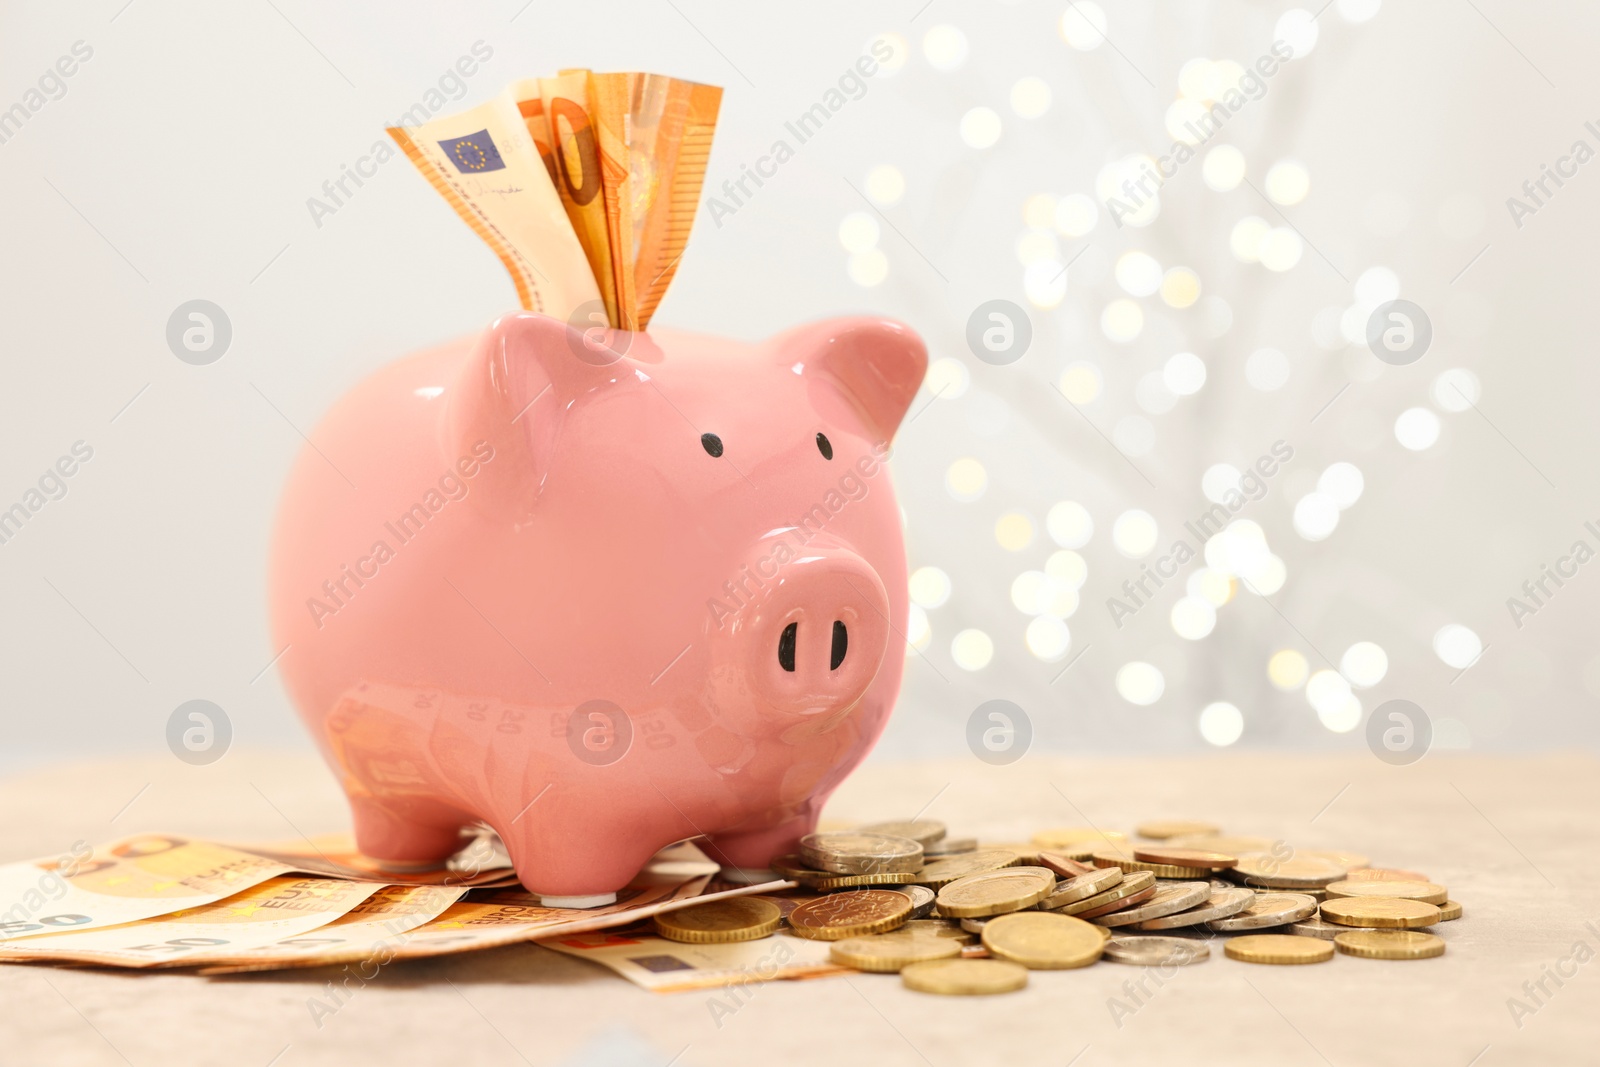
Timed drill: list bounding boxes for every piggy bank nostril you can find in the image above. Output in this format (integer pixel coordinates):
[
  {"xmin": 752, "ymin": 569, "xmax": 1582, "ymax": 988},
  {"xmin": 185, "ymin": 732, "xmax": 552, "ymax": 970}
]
[
  {"xmin": 830, "ymin": 620, "xmax": 848, "ymax": 670},
  {"xmin": 778, "ymin": 622, "xmax": 797, "ymax": 672}
]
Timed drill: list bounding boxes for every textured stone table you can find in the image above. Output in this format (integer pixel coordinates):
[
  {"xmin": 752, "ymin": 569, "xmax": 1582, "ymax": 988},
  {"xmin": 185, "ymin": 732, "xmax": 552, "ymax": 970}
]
[{"xmin": 1, "ymin": 749, "xmax": 1595, "ymax": 1067}]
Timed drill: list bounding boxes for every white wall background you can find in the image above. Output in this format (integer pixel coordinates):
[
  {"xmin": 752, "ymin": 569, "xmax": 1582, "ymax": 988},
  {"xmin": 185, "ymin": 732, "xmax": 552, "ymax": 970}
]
[{"xmin": 2, "ymin": 0, "xmax": 1598, "ymax": 772}]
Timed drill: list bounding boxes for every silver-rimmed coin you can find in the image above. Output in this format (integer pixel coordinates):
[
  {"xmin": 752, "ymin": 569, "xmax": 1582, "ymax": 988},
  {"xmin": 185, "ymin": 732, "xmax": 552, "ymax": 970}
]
[
  {"xmin": 1040, "ymin": 867, "xmax": 1123, "ymax": 910},
  {"xmin": 1092, "ymin": 882, "xmax": 1210, "ymax": 927},
  {"xmin": 1206, "ymin": 892, "xmax": 1319, "ymax": 932},
  {"xmin": 1103, "ymin": 936, "xmax": 1211, "ymax": 966},
  {"xmin": 1136, "ymin": 887, "xmax": 1255, "ymax": 930}
]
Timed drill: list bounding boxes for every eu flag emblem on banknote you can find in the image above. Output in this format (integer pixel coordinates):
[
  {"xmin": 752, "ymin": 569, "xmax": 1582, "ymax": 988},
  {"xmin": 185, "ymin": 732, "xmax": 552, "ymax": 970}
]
[{"xmin": 438, "ymin": 129, "xmax": 506, "ymax": 173}]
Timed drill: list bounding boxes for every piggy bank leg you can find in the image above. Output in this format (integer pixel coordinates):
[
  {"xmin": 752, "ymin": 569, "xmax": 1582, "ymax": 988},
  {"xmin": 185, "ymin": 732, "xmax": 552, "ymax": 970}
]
[
  {"xmin": 500, "ymin": 821, "xmax": 665, "ymax": 908},
  {"xmin": 704, "ymin": 809, "xmax": 820, "ymax": 883},
  {"xmin": 349, "ymin": 795, "xmax": 468, "ymax": 871}
]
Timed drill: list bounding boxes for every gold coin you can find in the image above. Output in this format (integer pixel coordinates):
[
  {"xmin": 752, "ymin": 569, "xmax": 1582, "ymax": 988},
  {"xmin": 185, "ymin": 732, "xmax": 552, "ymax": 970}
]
[
  {"xmin": 901, "ymin": 958, "xmax": 1028, "ymax": 995},
  {"xmin": 1334, "ymin": 929, "xmax": 1446, "ymax": 960},
  {"xmin": 1136, "ymin": 820, "xmax": 1220, "ymax": 840},
  {"xmin": 1206, "ymin": 892, "xmax": 1318, "ymax": 931},
  {"xmin": 1320, "ymin": 897, "xmax": 1440, "ymax": 929},
  {"xmin": 1056, "ymin": 871, "xmax": 1157, "ymax": 917},
  {"xmin": 1225, "ymin": 934, "xmax": 1335, "ymax": 965},
  {"xmin": 983, "ymin": 842, "xmax": 1044, "ymax": 863},
  {"xmin": 1437, "ymin": 900, "xmax": 1462, "ymax": 922},
  {"xmin": 830, "ymin": 929, "xmax": 965, "ymax": 971},
  {"xmin": 1091, "ymin": 847, "xmax": 1211, "ymax": 880},
  {"xmin": 654, "ymin": 897, "xmax": 782, "ymax": 943},
  {"xmin": 936, "ymin": 866, "xmax": 1056, "ymax": 918},
  {"xmin": 1232, "ymin": 852, "xmax": 1346, "ymax": 888},
  {"xmin": 1132, "ymin": 847, "xmax": 1238, "ymax": 870},
  {"xmin": 1324, "ymin": 880, "xmax": 1447, "ymax": 906},
  {"xmin": 981, "ymin": 911, "xmax": 1106, "ymax": 969},
  {"xmin": 1039, "ymin": 867, "xmax": 1123, "ymax": 909},
  {"xmin": 914, "ymin": 849, "xmax": 1021, "ymax": 888},
  {"xmin": 788, "ymin": 889, "xmax": 913, "ymax": 940},
  {"xmin": 799, "ymin": 832, "xmax": 923, "ymax": 875},
  {"xmin": 859, "ymin": 820, "xmax": 947, "ymax": 847},
  {"xmin": 1346, "ymin": 867, "xmax": 1429, "ymax": 882}
]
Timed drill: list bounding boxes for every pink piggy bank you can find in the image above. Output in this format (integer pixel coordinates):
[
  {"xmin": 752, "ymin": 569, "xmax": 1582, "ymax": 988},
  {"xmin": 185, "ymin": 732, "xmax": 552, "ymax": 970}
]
[{"xmin": 269, "ymin": 311, "xmax": 926, "ymax": 905}]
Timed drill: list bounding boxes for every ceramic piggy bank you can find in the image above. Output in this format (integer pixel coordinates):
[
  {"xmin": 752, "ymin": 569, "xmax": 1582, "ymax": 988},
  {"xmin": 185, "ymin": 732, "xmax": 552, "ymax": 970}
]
[{"xmin": 269, "ymin": 311, "xmax": 925, "ymax": 905}]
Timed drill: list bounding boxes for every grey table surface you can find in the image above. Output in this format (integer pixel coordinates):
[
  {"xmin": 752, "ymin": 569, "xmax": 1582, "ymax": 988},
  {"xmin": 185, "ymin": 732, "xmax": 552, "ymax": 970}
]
[{"xmin": 0, "ymin": 748, "xmax": 1595, "ymax": 1067}]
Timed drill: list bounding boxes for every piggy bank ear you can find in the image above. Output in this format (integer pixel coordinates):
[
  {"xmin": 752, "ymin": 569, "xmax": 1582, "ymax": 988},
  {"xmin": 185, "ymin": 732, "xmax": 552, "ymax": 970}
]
[
  {"xmin": 782, "ymin": 317, "xmax": 928, "ymax": 446},
  {"xmin": 445, "ymin": 311, "xmax": 619, "ymax": 518}
]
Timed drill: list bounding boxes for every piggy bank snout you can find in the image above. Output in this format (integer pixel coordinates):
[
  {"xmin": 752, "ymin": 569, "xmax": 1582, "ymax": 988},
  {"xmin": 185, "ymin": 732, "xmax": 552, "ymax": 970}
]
[{"xmin": 744, "ymin": 548, "xmax": 891, "ymax": 717}]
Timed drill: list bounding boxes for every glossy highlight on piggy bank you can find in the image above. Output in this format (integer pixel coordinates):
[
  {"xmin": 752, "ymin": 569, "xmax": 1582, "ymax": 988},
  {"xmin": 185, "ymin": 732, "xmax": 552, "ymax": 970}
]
[{"xmin": 269, "ymin": 312, "xmax": 925, "ymax": 906}]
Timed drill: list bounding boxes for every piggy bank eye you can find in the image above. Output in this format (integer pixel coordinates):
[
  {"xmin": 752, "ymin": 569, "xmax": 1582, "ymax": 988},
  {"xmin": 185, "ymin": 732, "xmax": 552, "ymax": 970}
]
[
  {"xmin": 815, "ymin": 433, "xmax": 833, "ymax": 460},
  {"xmin": 701, "ymin": 433, "xmax": 724, "ymax": 457}
]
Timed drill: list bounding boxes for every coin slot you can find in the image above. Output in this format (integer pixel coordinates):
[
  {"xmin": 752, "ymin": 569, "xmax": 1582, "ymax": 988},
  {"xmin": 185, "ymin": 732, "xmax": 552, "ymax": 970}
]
[{"xmin": 778, "ymin": 622, "xmax": 797, "ymax": 672}]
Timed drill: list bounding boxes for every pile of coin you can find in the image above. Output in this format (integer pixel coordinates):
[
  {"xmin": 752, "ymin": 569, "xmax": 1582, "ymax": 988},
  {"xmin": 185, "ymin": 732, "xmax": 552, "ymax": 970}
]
[{"xmin": 654, "ymin": 818, "xmax": 1461, "ymax": 994}]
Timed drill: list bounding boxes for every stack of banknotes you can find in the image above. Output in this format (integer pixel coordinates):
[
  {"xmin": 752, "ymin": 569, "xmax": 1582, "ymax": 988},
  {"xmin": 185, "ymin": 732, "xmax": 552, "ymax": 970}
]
[
  {"xmin": 0, "ymin": 832, "xmax": 781, "ymax": 974},
  {"xmin": 388, "ymin": 71, "xmax": 722, "ymax": 330}
]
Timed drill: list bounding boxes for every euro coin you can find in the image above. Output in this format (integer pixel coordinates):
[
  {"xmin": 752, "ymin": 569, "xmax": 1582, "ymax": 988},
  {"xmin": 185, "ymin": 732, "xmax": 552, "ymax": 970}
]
[
  {"xmin": 1055, "ymin": 870, "xmax": 1155, "ymax": 916},
  {"xmin": 1324, "ymin": 880, "xmax": 1447, "ymax": 906},
  {"xmin": 1334, "ymin": 929, "xmax": 1446, "ymax": 960},
  {"xmin": 1288, "ymin": 916, "xmax": 1348, "ymax": 940},
  {"xmin": 771, "ymin": 854, "xmax": 827, "ymax": 881},
  {"xmin": 1132, "ymin": 847, "xmax": 1238, "ymax": 870},
  {"xmin": 1072, "ymin": 883, "xmax": 1159, "ymax": 920},
  {"xmin": 830, "ymin": 929, "xmax": 964, "ymax": 972},
  {"xmin": 1225, "ymin": 933, "xmax": 1334, "ymax": 965},
  {"xmin": 894, "ymin": 884, "xmax": 937, "ymax": 918},
  {"xmin": 914, "ymin": 849, "xmax": 1021, "ymax": 888},
  {"xmin": 1136, "ymin": 887, "xmax": 1254, "ymax": 930},
  {"xmin": 1136, "ymin": 820, "xmax": 1220, "ymax": 840},
  {"xmin": 811, "ymin": 871, "xmax": 919, "ymax": 891},
  {"xmin": 1091, "ymin": 847, "xmax": 1210, "ymax": 880},
  {"xmin": 654, "ymin": 897, "xmax": 781, "ymax": 943},
  {"xmin": 983, "ymin": 842, "xmax": 1044, "ymax": 863},
  {"xmin": 936, "ymin": 866, "xmax": 1056, "ymax": 918},
  {"xmin": 981, "ymin": 911, "xmax": 1105, "ymax": 969},
  {"xmin": 1092, "ymin": 882, "xmax": 1210, "ymax": 928},
  {"xmin": 1206, "ymin": 892, "xmax": 1318, "ymax": 931},
  {"xmin": 1320, "ymin": 897, "xmax": 1440, "ymax": 929},
  {"xmin": 1437, "ymin": 900, "xmax": 1463, "ymax": 922},
  {"xmin": 800, "ymin": 832, "xmax": 923, "ymax": 875},
  {"xmin": 1103, "ymin": 936, "xmax": 1210, "ymax": 966},
  {"xmin": 901, "ymin": 958, "xmax": 1028, "ymax": 995},
  {"xmin": 859, "ymin": 820, "xmax": 947, "ymax": 847},
  {"xmin": 1037, "ymin": 850, "xmax": 1096, "ymax": 879},
  {"xmin": 900, "ymin": 918, "xmax": 972, "ymax": 941},
  {"xmin": 1039, "ymin": 867, "xmax": 1122, "ymax": 909},
  {"xmin": 788, "ymin": 889, "xmax": 913, "ymax": 940},
  {"xmin": 1231, "ymin": 853, "xmax": 1346, "ymax": 888}
]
